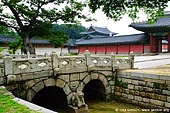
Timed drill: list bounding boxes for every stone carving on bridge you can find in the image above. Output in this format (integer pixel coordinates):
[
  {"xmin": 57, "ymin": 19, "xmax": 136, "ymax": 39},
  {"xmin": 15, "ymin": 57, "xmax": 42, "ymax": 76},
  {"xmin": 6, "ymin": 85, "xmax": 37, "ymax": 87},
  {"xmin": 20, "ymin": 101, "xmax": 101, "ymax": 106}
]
[
  {"xmin": 18, "ymin": 64, "xmax": 28, "ymax": 70},
  {"xmin": 71, "ymin": 90, "xmax": 87, "ymax": 108},
  {"xmin": 38, "ymin": 62, "xmax": 47, "ymax": 67}
]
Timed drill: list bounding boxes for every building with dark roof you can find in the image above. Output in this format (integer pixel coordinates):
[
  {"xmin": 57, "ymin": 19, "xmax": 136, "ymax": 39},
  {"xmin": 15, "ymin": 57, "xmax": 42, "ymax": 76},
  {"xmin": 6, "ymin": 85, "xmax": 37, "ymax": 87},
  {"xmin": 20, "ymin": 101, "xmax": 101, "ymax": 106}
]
[
  {"xmin": 0, "ymin": 35, "xmax": 52, "ymax": 48},
  {"xmin": 129, "ymin": 12, "xmax": 170, "ymax": 53},
  {"xmin": 75, "ymin": 25, "xmax": 150, "ymax": 54}
]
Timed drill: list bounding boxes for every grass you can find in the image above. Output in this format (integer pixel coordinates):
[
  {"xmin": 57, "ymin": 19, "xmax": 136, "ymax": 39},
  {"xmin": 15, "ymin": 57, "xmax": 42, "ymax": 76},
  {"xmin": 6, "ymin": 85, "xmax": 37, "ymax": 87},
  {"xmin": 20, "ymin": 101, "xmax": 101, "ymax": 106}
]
[
  {"xmin": 0, "ymin": 87, "xmax": 39, "ymax": 113},
  {"xmin": 88, "ymin": 100, "xmax": 153, "ymax": 113}
]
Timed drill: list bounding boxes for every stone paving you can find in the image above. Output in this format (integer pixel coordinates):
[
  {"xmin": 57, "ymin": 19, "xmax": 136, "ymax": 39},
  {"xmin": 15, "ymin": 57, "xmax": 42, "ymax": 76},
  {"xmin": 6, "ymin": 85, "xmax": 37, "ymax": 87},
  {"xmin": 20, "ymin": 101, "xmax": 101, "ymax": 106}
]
[{"xmin": 130, "ymin": 64, "xmax": 170, "ymax": 75}]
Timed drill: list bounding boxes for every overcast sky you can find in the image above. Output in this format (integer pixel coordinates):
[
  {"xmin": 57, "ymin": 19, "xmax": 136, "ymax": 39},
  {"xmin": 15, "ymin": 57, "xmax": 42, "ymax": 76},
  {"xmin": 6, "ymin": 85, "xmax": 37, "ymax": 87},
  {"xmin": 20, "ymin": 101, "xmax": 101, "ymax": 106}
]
[{"xmin": 81, "ymin": 2, "xmax": 170, "ymax": 36}]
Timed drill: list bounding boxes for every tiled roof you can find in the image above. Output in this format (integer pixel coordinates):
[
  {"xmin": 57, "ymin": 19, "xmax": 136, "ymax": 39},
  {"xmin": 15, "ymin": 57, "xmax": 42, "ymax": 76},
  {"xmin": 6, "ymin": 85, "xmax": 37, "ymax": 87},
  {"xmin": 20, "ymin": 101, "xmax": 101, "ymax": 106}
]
[
  {"xmin": 80, "ymin": 26, "xmax": 118, "ymax": 35},
  {"xmin": 129, "ymin": 14, "xmax": 170, "ymax": 33},
  {"xmin": 0, "ymin": 35, "xmax": 50, "ymax": 44},
  {"xmin": 75, "ymin": 34, "xmax": 145, "ymax": 45},
  {"xmin": 92, "ymin": 26, "xmax": 118, "ymax": 35}
]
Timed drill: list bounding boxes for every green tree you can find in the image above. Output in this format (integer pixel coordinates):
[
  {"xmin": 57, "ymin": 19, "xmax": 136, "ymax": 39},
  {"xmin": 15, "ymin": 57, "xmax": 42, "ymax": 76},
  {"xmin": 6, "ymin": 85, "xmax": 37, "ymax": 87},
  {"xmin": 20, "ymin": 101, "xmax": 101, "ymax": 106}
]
[
  {"xmin": 53, "ymin": 24, "xmax": 87, "ymax": 39},
  {"xmin": 88, "ymin": 0, "xmax": 169, "ymax": 23},
  {"xmin": 8, "ymin": 36, "xmax": 23, "ymax": 54},
  {"xmin": 0, "ymin": 26, "xmax": 22, "ymax": 54},
  {"xmin": 49, "ymin": 31, "xmax": 69, "ymax": 48},
  {"xmin": 0, "ymin": 0, "xmax": 89, "ymax": 54}
]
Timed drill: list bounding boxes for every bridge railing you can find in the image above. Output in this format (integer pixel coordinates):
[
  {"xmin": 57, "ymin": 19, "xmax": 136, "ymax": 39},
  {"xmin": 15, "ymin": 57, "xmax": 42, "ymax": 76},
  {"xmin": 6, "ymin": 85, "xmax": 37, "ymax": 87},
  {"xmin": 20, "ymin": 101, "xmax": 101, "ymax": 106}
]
[
  {"xmin": 3, "ymin": 56, "xmax": 52, "ymax": 75},
  {"xmin": 0, "ymin": 51, "xmax": 134, "ymax": 84},
  {"xmin": 51, "ymin": 50, "xmax": 134, "ymax": 74}
]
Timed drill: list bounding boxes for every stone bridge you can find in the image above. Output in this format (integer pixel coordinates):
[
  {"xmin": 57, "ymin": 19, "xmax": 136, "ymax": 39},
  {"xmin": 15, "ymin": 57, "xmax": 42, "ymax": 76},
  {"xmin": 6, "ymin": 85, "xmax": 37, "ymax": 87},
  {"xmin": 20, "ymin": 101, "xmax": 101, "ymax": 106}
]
[{"xmin": 0, "ymin": 51, "xmax": 134, "ymax": 112}]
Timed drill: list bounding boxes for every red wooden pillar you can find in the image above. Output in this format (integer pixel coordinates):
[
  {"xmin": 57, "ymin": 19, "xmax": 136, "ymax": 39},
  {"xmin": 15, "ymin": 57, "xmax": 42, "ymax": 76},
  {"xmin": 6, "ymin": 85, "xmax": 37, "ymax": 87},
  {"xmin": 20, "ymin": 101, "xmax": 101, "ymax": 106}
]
[
  {"xmin": 159, "ymin": 38, "xmax": 162, "ymax": 52},
  {"xmin": 150, "ymin": 34, "xmax": 154, "ymax": 53},
  {"xmin": 168, "ymin": 34, "xmax": 170, "ymax": 52}
]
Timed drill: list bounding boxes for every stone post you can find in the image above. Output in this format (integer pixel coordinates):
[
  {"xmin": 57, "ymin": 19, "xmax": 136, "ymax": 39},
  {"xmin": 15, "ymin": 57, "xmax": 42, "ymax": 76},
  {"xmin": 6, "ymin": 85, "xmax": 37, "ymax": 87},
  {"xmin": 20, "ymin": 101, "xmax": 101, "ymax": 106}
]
[
  {"xmin": 3, "ymin": 56, "xmax": 13, "ymax": 75},
  {"xmin": 129, "ymin": 52, "xmax": 134, "ymax": 69},
  {"xmin": 84, "ymin": 50, "xmax": 92, "ymax": 71},
  {"xmin": 84, "ymin": 50, "xmax": 91, "ymax": 66},
  {"xmin": 51, "ymin": 52, "xmax": 59, "ymax": 69},
  {"xmin": 110, "ymin": 53, "xmax": 116, "ymax": 70}
]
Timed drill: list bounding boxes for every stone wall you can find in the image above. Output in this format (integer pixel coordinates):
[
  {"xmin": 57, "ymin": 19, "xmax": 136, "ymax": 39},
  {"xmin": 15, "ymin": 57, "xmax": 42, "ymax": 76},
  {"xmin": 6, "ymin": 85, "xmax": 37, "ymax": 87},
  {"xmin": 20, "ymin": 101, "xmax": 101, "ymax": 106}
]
[{"xmin": 114, "ymin": 71, "xmax": 170, "ymax": 109}]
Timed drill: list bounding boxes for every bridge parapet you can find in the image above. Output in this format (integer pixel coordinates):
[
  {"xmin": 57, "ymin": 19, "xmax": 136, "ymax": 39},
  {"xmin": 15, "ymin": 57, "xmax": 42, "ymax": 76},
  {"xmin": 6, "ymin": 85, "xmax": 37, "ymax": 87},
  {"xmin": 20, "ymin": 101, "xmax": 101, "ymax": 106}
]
[
  {"xmin": 0, "ymin": 51, "xmax": 134, "ymax": 85},
  {"xmin": 4, "ymin": 57, "xmax": 52, "ymax": 75}
]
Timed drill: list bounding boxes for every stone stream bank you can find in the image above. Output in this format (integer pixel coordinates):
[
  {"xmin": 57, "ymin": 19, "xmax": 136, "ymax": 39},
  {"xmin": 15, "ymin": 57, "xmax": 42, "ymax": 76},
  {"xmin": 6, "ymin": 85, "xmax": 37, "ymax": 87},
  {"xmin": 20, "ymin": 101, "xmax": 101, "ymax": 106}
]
[{"xmin": 114, "ymin": 70, "xmax": 170, "ymax": 111}]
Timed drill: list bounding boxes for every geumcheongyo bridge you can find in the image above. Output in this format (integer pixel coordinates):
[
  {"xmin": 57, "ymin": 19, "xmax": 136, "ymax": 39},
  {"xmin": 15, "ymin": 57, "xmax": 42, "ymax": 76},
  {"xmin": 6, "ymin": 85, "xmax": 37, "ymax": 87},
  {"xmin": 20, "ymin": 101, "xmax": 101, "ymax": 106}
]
[{"xmin": 0, "ymin": 50, "xmax": 134, "ymax": 113}]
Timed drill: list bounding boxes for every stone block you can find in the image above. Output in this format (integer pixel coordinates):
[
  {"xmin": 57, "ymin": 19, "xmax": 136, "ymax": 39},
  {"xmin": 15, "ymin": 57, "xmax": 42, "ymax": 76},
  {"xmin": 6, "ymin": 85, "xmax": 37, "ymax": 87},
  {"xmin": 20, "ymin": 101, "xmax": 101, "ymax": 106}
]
[
  {"xmin": 143, "ymin": 98, "xmax": 149, "ymax": 103},
  {"xmin": 131, "ymin": 100, "xmax": 138, "ymax": 105},
  {"xmin": 124, "ymin": 89, "xmax": 129, "ymax": 94},
  {"xmin": 0, "ymin": 77, "xmax": 4, "ymax": 85},
  {"xmin": 159, "ymin": 75, "xmax": 170, "ymax": 81},
  {"xmin": 128, "ymin": 84, "xmax": 134, "ymax": 89},
  {"xmin": 139, "ymin": 92, "xmax": 146, "ymax": 97},
  {"xmin": 151, "ymin": 93, "xmax": 159, "ymax": 100},
  {"xmin": 25, "ymin": 79, "xmax": 39, "ymax": 89},
  {"xmin": 114, "ymin": 86, "xmax": 120, "ymax": 92},
  {"xmin": 144, "ymin": 87, "xmax": 153, "ymax": 92},
  {"xmin": 129, "ymin": 90, "xmax": 135, "ymax": 95},
  {"xmin": 98, "ymin": 74, "xmax": 105, "ymax": 82},
  {"xmin": 138, "ymin": 81, "xmax": 146, "ymax": 86},
  {"xmin": 134, "ymin": 86, "xmax": 143, "ymax": 91},
  {"xmin": 109, "ymin": 81, "xmax": 115, "ymax": 85},
  {"xmin": 163, "ymin": 90, "xmax": 170, "ymax": 96},
  {"xmin": 77, "ymin": 82, "xmax": 85, "ymax": 92},
  {"xmin": 135, "ymin": 91, "xmax": 140, "ymax": 95},
  {"xmin": 131, "ymin": 80, "xmax": 139, "ymax": 85},
  {"xmin": 111, "ymin": 86, "xmax": 115, "ymax": 93},
  {"xmin": 139, "ymin": 102, "xmax": 146, "ymax": 107},
  {"xmin": 115, "ymin": 92, "xmax": 121, "ymax": 96},
  {"xmin": 91, "ymin": 73, "xmax": 99, "ymax": 79},
  {"xmin": 80, "ymin": 72, "xmax": 88, "ymax": 80},
  {"xmin": 103, "ymin": 78, "xmax": 108, "ymax": 87},
  {"xmin": 158, "ymin": 95, "xmax": 166, "ymax": 101},
  {"xmin": 150, "ymin": 99, "xmax": 164, "ymax": 106},
  {"xmin": 143, "ymin": 74, "xmax": 159, "ymax": 79},
  {"xmin": 32, "ymin": 81, "xmax": 44, "ymax": 93},
  {"xmin": 21, "ymin": 73, "xmax": 33, "ymax": 81},
  {"xmin": 146, "ymin": 82, "xmax": 154, "ymax": 87},
  {"xmin": 58, "ymin": 74, "xmax": 69, "ymax": 83},
  {"xmin": 44, "ymin": 78, "xmax": 55, "ymax": 87},
  {"xmin": 145, "ymin": 92, "xmax": 152, "ymax": 98},
  {"xmin": 128, "ymin": 94, "xmax": 134, "ymax": 100},
  {"xmin": 106, "ymin": 86, "xmax": 111, "ymax": 94},
  {"xmin": 63, "ymin": 84, "xmax": 71, "ymax": 96},
  {"xmin": 56, "ymin": 79, "xmax": 65, "ymax": 88},
  {"xmin": 152, "ymin": 88, "xmax": 162, "ymax": 94},
  {"xmin": 122, "ymin": 78, "xmax": 131, "ymax": 83},
  {"xmin": 122, "ymin": 93, "xmax": 128, "ymax": 98},
  {"xmin": 27, "ymin": 89, "xmax": 36, "ymax": 101},
  {"xmin": 135, "ymin": 96, "xmax": 142, "ymax": 102},
  {"xmin": 167, "ymin": 96, "xmax": 170, "ymax": 102},
  {"xmin": 165, "ymin": 102, "xmax": 170, "ymax": 108},
  {"xmin": 70, "ymin": 73, "xmax": 79, "ymax": 81},
  {"xmin": 130, "ymin": 72, "xmax": 144, "ymax": 78}
]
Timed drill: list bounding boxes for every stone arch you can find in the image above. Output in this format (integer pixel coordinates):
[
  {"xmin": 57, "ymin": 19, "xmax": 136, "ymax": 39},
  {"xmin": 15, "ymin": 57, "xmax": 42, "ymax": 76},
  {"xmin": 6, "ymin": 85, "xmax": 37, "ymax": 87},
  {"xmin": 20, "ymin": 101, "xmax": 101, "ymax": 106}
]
[
  {"xmin": 26, "ymin": 78, "xmax": 72, "ymax": 104},
  {"xmin": 82, "ymin": 71, "xmax": 112, "ymax": 101}
]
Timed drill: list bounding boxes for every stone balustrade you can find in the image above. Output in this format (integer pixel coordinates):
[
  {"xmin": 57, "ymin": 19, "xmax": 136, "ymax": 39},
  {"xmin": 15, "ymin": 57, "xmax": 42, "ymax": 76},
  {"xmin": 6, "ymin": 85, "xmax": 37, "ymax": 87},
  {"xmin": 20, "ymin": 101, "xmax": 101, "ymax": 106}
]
[{"xmin": 0, "ymin": 51, "xmax": 134, "ymax": 85}]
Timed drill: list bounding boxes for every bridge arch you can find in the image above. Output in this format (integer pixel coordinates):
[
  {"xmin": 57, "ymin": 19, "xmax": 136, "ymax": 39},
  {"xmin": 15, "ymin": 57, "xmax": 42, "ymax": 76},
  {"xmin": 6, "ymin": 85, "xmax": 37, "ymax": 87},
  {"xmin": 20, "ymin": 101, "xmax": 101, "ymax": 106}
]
[
  {"xmin": 82, "ymin": 72, "xmax": 112, "ymax": 101},
  {"xmin": 26, "ymin": 78, "xmax": 73, "ymax": 109}
]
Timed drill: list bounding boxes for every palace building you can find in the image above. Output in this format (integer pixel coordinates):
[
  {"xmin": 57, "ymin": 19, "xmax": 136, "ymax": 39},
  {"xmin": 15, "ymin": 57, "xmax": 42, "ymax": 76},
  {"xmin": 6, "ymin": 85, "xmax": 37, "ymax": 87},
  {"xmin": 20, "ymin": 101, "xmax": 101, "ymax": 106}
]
[{"xmin": 75, "ymin": 13, "xmax": 170, "ymax": 54}]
